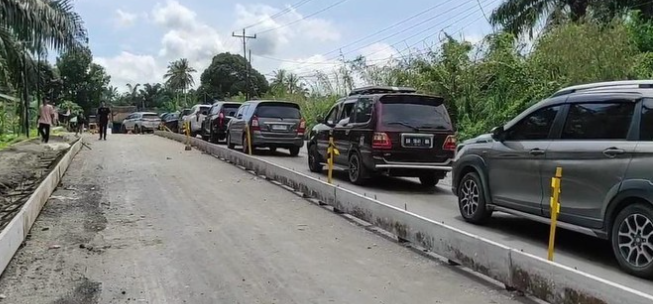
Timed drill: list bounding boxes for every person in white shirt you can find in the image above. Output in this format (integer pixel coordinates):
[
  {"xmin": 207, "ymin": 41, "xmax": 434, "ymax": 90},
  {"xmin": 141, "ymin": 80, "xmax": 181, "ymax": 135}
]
[{"xmin": 37, "ymin": 98, "xmax": 55, "ymax": 143}]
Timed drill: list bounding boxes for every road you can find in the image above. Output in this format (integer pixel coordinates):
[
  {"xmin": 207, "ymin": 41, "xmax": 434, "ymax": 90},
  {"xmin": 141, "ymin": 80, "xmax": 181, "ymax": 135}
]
[
  {"xmin": 213, "ymin": 140, "xmax": 653, "ymax": 295},
  {"xmin": 0, "ymin": 135, "xmax": 531, "ymax": 304}
]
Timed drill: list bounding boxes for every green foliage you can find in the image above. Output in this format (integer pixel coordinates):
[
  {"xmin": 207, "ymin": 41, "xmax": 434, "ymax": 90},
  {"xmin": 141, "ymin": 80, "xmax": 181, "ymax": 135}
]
[
  {"xmin": 198, "ymin": 52, "xmax": 269, "ymax": 99},
  {"xmin": 56, "ymin": 47, "xmax": 111, "ymax": 113}
]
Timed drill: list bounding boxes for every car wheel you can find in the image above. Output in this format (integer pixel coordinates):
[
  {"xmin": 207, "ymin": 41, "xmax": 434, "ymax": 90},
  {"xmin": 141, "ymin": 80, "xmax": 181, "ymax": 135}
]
[
  {"xmin": 289, "ymin": 146, "xmax": 300, "ymax": 157},
  {"xmin": 134, "ymin": 125, "xmax": 140, "ymax": 134},
  {"xmin": 419, "ymin": 174, "xmax": 440, "ymax": 188},
  {"xmin": 227, "ymin": 132, "xmax": 235, "ymax": 149},
  {"xmin": 348, "ymin": 152, "xmax": 368, "ymax": 185},
  {"xmin": 209, "ymin": 128, "xmax": 216, "ymax": 143},
  {"xmin": 457, "ymin": 171, "xmax": 492, "ymax": 224},
  {"xmin": 308, "ymin": 144, "xmax": 323, "ymax": 173},
  {"xmin": 201, "ymin": 130, "xmax": 209, "ymax": 141},
  {"xmin": 120, "ymin": 125, "xmax": 126, "ymax": 134},
  {"xmin": 611, "ymin": 203, "xmax": 653, "ymax": 279}
]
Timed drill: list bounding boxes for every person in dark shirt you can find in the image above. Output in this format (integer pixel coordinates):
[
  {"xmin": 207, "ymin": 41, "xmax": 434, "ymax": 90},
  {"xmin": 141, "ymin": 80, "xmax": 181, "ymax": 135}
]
[{"xmin": 97, "ymin": 102, "xmax": 111, "ymax": 140}]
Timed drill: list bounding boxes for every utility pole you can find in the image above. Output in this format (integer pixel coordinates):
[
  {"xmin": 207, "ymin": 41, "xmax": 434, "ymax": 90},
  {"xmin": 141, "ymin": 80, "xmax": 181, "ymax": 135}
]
[
  {"xmin": 248, "ymin": 49, "xmax": 253, "ymax": 98},
  {"xmin": 232, "ymin": 28, "xmax": 256, "ymax": 100}
]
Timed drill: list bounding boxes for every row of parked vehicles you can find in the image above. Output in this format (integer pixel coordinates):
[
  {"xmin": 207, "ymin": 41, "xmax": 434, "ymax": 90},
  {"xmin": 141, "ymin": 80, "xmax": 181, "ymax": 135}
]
[{"xmin": 154, "ymin": 82, "xmax": 653, "ymax": 279}]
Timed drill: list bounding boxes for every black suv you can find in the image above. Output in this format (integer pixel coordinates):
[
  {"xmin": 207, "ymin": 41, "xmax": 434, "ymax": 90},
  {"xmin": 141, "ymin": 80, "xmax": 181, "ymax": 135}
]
[
  {"xmin": 307, "ymin": 86, "xmax": 456, "ymax": 186},
  {"xmin": 201, "ymin": 102, "xmax": 242, "ymax": 143}
]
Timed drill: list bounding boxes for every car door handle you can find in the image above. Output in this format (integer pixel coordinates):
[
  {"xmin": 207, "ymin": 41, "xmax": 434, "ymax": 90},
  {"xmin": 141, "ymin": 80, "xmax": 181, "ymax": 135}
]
[
  {"xmin": 529, "ymin": 148, "xmax": 545, "ymax": 156},
  {"xmin": 603, "ymin": 147, "xmax": 625, "ymax": 157}
]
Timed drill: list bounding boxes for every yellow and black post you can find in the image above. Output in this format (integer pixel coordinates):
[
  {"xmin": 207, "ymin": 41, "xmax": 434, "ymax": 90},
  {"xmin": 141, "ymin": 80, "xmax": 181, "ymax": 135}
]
[
  {"xmin": 245, "ymin": 123, "xmax": 253, "ymax": 155},
  {"xmin": 184, "ymin": 121, "xmax": 192, "ymax": 151},
  {"xmin": 326, "ymin": 135, "xmax": 339, "ymax": 184},
  {"xmin": 548, "ymin": 167, "xmax": 562, "ymax": 261}
]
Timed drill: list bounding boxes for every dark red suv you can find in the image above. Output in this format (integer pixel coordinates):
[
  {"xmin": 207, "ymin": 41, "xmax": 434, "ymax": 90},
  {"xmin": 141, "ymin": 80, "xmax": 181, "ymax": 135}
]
[{"xmin": 307, "ymin": 86, "xmax": 456, "ymax": 186}]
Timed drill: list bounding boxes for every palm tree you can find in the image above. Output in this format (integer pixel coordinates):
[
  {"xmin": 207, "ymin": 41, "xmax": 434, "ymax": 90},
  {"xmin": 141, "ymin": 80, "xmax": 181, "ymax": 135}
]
[
  {"xmin": 270, "ymin": 69, "xmax": 308, "ymax": 97},
  {"xmin": 139, "ymin": 83, "xmax": 164, "ymax": 109},
  {"xmin": 164, "ymin": 58, "xmax": 196, "ymax": 107},
  {"xmin": 103, "ymin": 85, "xmax": 119, "ymax": 102},
  {"xmin": 125, "ymin": 83, "xmax": 141, "ymax": 108},
  {"xmin": 0, "ymin": 0, "xmax": 87, "ymax": 135},
  {"xmin": 489, "ymin": 0, "xmax": 591, "ymax": 38}
]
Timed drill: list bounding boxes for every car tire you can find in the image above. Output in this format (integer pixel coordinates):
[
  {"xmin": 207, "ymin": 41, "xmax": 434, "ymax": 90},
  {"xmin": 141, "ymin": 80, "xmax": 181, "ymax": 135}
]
[
  {"xmin": 419, "ymin": 174, "xmax": 440, "ymax": 188},
  {"xmin": 269, "ymin": 147, "xmax": 277, "ymax": 153},
  {"xmin": 227, "ymin": 132, "xmax": 235, "ymax": 149},
  {"xmin": 120, "ymin": 125, "xmax": 126, "ymax": 134},
  {"xmin": 209, "ymin": 128, "xmax": 216, "ymax": 143},
  {"xmin": 308, "ymin": 144, "xmax": 323, "ymax": 173},
  {"xmin": 611, "ymin": 203, "xmax": 653, "ymax": 279},
  {"xmin": 457, "ymin": 171, "xmax": 492, "ymax": 224},
  {"xmin": 348, "ymin": 152, "xmax": 368, "ymax": 185},
  {"xmin": 289, "ymin": 146, "xmax": 300, "ymax": 157},
  {"xmin": 134, "ymin": 125, "xmax": 140, "ymax": 134},
  {"xmin": 201, "ymin": 130, "xmax": 209, "ymax": 141}
]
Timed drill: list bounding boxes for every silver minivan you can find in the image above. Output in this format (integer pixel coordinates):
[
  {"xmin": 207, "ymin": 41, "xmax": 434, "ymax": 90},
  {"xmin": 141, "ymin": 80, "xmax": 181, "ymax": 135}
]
[
  {"xmin": 226, "ymin": 100, "xmax": 305, "ymax": 156},
  {"xmin": 453, "ymin": 80, "xmax": 653, "ymax": 279}
]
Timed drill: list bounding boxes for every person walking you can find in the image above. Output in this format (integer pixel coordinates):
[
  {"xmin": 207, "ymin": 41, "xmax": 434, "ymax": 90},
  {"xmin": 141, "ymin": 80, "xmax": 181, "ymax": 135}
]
[
  {"xmin": 37, "ymin": 98, "xmax": 55, "ymax": 143},
  {"xmin": 97, "ymin": 102, "xmax": 111, "ymax": 140}
]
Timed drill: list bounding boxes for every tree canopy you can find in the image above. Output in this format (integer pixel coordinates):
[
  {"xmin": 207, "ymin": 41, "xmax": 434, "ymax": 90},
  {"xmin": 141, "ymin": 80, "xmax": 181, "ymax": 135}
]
[{"xmin": 197, "ymin": 52, "xmax": 269, "ymax": 100}]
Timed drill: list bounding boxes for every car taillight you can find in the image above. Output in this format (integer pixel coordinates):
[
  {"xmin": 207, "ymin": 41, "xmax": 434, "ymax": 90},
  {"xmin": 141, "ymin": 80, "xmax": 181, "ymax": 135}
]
[
  {"xmin": 298, "ymin": 118, "xmax": 306, "ymax": 136},
  {"xmin": 372, "ymin": 132, "xmax": 392, "ymax": 149},
  {"xmin": 250, "ymin": 115, "xmax": 260, "ymax": 131},
  {"xmin": 443, "ymin": 135, "xmax": 457, "ymax": 151}
]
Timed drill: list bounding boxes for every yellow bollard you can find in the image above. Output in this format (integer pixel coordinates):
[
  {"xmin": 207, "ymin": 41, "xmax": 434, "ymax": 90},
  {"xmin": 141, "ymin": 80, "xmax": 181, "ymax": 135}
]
[
  {"xmin": 326, "ymin": 136, "xmax": 339, "ymax": 184},
  {"xmin": 548, "ymin": 167, "xmax": 562, "ymax": 261},
  {"xmin": 184, "ymin": 121, "xmax": 192, "ymax": 151},
  {"xmin": 245, "ymin": 123, "xmax": 253, "ymax": 155}
]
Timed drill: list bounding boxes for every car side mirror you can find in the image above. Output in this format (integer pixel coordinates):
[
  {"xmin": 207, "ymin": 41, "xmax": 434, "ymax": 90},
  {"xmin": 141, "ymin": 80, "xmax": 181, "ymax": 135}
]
[{"xmin": 491, "ymin": 126, "xmax": 505, "ymax": 141}]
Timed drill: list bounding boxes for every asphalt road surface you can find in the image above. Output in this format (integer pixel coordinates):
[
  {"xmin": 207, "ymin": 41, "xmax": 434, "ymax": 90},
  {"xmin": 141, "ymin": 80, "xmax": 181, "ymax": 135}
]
[
  {"xmin": 208, "ymin": 140, "xmax": 653, "ymax": 296},
  {"xmin": 0, "ymin": 134, "xmax": 532, "ymax": 304}
]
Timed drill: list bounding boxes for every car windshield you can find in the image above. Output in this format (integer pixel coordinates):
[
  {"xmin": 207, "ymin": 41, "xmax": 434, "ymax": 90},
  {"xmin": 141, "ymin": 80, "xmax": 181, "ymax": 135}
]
[
  {"xmin": 181, "ymin": 109, "xmax": 191, "ymax": 116},
  {"xmin": 142, "ymin": 114, "xmax": 160, "ymax": 119},
  {"xmin": 380, "ymin": 95, "xmax": 452, "ymax": 130},
  {"xmin": 256, "ymin": 104, "xmax": 301, "ymax": 119},
  {"xmin": 223, "ymin": 104, "xmax": 241, "ymax": 117}
]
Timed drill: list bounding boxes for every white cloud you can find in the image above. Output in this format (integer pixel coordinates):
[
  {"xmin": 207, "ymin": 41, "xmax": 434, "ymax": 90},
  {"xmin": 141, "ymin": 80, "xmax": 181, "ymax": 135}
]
[
  {"xmin": 233, "ymin": 4, "xmax": 340, "ymax": 56},
  {"xmin": 96, "ymin": 1, "xmax": 343, "ymax": 92},
  {"xmin": 115, "ymin": 9, "xmax": 137, "ymax": 28},
  {"xmin": 95, "ymin": 52, "xmax": 162, "ymax": 90}
]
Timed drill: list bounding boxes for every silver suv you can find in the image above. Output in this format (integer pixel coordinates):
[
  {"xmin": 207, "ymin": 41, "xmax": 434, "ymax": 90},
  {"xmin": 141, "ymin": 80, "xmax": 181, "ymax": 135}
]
[{"xmin": 452, "ymin": 80, "xmax": 653, "ymax": 279}]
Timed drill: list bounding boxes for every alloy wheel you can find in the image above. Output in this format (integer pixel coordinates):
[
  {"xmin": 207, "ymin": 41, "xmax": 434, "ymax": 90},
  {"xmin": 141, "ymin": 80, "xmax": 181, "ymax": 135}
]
[
  {"xmin": 618, "ymin": 213, "xmax": 653, "ymax": 268},
  {"xmin": 460, "ymin": 179, "xmax": 480, "ymax": 218}
]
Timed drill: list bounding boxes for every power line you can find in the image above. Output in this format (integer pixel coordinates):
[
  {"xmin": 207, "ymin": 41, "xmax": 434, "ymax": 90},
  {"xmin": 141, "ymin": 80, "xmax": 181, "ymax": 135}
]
[
  {"xmin": 232, "ymin": 29, "xmax": 257, "ymax": 99},
  {"xmin": 285, "ymin": 0, "xmax": 495, "ymax": 76},
  {"xmin": 241, "ymin": 0, "xmax": 315, "ymax": 30},
  {"xmin": 255, "ymin": 0, "xmax": 348, "ymax": 35},
  {"xmin": 318, "ymin": 0, "xmax": 458, "ymax": 58},
  {"xmin": 292, "ymin": 0, "xmax": 496, "ymax": 78}
]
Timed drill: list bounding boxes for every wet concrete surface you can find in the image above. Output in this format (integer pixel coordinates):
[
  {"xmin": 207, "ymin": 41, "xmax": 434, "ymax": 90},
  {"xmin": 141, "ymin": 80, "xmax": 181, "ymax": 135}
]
[{"xmin": 0, "ymin": 135, "xmax": 534, "ymax": 304}]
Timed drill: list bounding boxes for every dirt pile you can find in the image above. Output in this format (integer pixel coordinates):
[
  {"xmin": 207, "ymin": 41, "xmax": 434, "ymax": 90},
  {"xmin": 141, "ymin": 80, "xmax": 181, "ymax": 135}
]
[{"xmin": 0, "ymin": 134, "xmax": 78, "ymax": 231}]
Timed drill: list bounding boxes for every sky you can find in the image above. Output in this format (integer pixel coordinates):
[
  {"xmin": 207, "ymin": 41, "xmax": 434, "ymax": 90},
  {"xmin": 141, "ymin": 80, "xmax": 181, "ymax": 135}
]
[{"xmin": 70, "ymin": 0, "xmax": 503, "ymax": 91}]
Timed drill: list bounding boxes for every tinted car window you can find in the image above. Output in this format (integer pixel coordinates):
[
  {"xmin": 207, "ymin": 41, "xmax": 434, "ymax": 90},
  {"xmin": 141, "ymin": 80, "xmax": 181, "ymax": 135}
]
[
  {"xmin": 256, "ymin": 104, "xmax": 301, "ymax": 119},
  {"xmin": 210, "ymin": 106, "xmax": 219, "ymax": 115},
  {"xmin": 506, "ymin": 105, "xmax": 560, "ymax": 141},
  {"xmin": 353, "ymin": 98, "xmax": 373, "ymax": 123},
  {"xmin": 223, "ymin": 104, "xmax": 241, "ymax": 117},
  {"xmin": 562, "ymin": 102, "xmax": 634, "ymax": 140},
  {"xmin": 641, "ymin": 99, "xmax": 653, "ymax": 140},
  {"xmin": 380, "ymin": 95, "xmax": 451, "ymax": 130},
  {"xmin": 338, "ymin": 102, "xmax": 355, "ymax": 124},
  {"xmin": 325, "ymin": 105, "xmax": 339, "ymax": 125}
]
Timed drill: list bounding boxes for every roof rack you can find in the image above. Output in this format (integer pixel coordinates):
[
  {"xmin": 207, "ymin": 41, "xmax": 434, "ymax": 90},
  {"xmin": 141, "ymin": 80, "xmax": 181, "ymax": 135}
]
[
  {"xmin": 551, "ymin": 80, "xmax": 653, "ymax": 97},
  {"xmin": 348, "ymin": 85, "xmax": 417, "ymax": 96}
]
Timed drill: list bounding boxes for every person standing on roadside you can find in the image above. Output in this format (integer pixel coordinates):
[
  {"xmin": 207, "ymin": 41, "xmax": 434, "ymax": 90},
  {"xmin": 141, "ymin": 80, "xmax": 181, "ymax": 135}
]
[
  {"xmin": 37, "ymin": 98, "xmax": 55, "ymax": 143},
  {"xmin": 97, "ymin": 102, "xmax": 111, "ymax": 140}
]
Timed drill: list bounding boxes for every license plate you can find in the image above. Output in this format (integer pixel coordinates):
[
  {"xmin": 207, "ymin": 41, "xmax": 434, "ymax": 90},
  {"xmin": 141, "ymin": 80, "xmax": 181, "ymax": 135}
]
[
  {"xmin": 271, "ymin": 125, "xmax": 287, "ymax": 131},
  {"xmin": 403, "ymin": 136, "xmax": 432, "ymax": 147}
]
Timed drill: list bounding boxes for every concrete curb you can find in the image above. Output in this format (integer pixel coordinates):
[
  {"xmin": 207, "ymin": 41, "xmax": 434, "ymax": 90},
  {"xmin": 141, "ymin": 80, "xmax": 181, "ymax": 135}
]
[
  {"xmin": 156, "ymin": 131, "xmax": 653, "ymax": 304},
  {"xmin": 0, "ymin": 137, "xmax": 82, "ymax": 277}
]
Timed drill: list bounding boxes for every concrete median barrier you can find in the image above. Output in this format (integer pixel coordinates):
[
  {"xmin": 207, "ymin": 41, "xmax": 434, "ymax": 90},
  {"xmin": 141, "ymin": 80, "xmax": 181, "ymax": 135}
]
[
  {"xmin": 0, "ymin": 137, "xmax": 82, "ymax": 277},
  {"xmin": 155, "ymin": 131, "xmax": 653, "ymax": 304}
]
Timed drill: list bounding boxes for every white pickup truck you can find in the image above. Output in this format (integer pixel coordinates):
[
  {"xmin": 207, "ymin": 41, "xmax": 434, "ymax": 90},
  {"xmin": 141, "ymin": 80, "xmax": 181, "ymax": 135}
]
[{"xmin": 181, "ymin": 104, "xmax": 211, "ymax": 136}]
